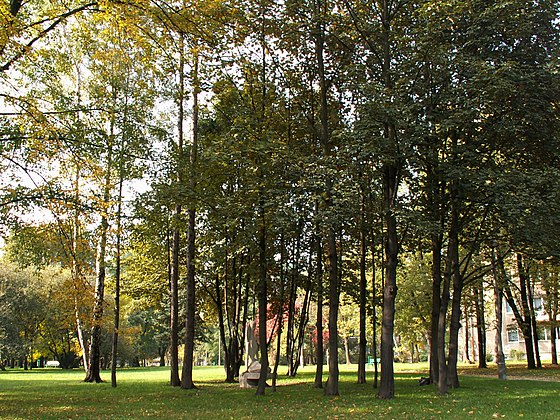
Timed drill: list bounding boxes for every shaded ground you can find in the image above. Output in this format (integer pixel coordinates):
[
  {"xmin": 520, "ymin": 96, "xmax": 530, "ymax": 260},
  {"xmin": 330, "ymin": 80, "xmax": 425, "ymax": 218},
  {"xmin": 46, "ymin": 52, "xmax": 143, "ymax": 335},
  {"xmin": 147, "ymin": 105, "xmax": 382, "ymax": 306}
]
[{"xmin": 458, "ymin": 361, "xmax": 560, "ymax": 382}]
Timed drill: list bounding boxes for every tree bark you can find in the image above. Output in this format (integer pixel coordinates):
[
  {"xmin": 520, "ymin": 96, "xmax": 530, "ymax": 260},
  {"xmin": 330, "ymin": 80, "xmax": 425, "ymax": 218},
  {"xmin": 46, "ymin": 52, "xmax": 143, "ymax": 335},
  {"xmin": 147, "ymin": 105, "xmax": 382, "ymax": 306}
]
[
  {"xmin": 501, "ymin": 256, "xmax": 536, "ymax": 369},
  {"xmin": 491, "ymin": 246, "xmax": 507, "ymax": 380},
  {"xmin": 343, "ymin": 336, "xmax": 351, "ymax": 365},
  {"xmin": 517, "ymin": 254, "xmax": 537, "ymax": 369},
  {"xmin": 111, "ymin": 159, "xmax": 124, "ymax": 387},
  {"xmin": 429, "ymin": 234, "xmax": 442, "ymax": 384},
  {"xmin": 442, "ymin": 185, "xmax": 460, "ymax": 390},
  {"xmin": 371, "ymin": 228, "xmax": 379, "ymax": 389},
  {"xmin": 324, "ymin": 226, "xmax": 339, "ymax": 396},
  {"xmin": 71, "ymin": 166, "xmax": 88, "ymax": 373},
  {"xmin": 169, "ymin": 31, "xmax": 186, "ymax": 388},
  {"xmin": 551, "ymin": 317, "xmax": 558, "ymax": 365},
  {"xmin": 312, "ymin": 0, "xmax": 339, "ymax": 396},
  {"xmin": 475, "ymin": 286, "xmax": 487, "ymax": 368},
  {"xmin": 437, "ymin": 209, "xmax": 456, "ymax": 395},
  {"xmin": 378, "ymin": 164, "xmax": 399, "ymax": 399},
  {"xmin": 272, "ymin": 232, "xmax": 286, "ymax": 391},
  {"xmin": 525, "ymin": 266, "xmax": 542, "ymax": 369},
  {"xmin": 464, "ymin": 309, "xmax": 471, "ymax": 363},
  {"xmin": 84, "ymin": 136, "xmax": 113, "ymax": 384},
  {"xmin": 181, "ymin": 47, "xmax": 199, "ymax": 391},
  {"xmin": 357, "ymin": 216, "xmax": 367, "ymax": 383},
  {"xmin": 255, "ymin": 203, "xmax": 269, "ymax": 396},
  {"xmin": 377, "ymin": 0, "xmax": 400, "ymax": 399},
  {"xmin": 314, "ymin": 233, "xmax": 324, "ymax": 388}
]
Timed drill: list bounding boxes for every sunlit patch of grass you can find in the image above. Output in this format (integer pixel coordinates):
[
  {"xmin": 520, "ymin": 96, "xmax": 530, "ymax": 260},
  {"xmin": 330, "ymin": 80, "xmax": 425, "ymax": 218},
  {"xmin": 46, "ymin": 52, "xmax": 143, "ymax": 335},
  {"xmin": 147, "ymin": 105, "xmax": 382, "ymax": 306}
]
[{"xmin": 0, "ymin": 363, "xmax": 559, "ymax": 419}]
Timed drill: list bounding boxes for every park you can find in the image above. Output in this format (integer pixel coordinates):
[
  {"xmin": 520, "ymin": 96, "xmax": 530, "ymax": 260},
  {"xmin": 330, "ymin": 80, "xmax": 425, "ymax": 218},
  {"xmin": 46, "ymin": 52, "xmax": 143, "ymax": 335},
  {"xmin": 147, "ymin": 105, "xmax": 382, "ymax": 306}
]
[
  {"xmin": 1, "ymin": 363, "xmax": 560, "ymax": 418},
  {"xmin": 1, "ymin": 0, "xmax": 560, "ymax": 415}
]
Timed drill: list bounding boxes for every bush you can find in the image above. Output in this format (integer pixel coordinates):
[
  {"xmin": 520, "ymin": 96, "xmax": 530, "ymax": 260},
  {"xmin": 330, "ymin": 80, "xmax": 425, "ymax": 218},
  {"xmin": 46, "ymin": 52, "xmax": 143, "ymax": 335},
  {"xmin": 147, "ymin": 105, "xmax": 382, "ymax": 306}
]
[{"xmin": 510, "ymin": 349, "xmax": 525, "ymax": 361}]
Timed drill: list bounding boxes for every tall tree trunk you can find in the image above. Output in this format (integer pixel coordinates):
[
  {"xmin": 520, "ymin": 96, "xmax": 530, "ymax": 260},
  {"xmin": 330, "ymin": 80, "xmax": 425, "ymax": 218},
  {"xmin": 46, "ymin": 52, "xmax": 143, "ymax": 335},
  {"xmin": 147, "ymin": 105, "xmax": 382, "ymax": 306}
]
[
  {"xmin": 501, "ymin": 256, "xmax": 536, "ymax": 369},
  {"xmin": 256, "ymin": 202, "xmax": 269, "ymax": 396},
  {"xmin": 444, "ymin": 188, "xmax": 461, "ymax": 390},
  {"xmin": 377, "ymin": 0, "xmax": 400, "ymax": 399},
  {"xmin": 447, "ymin": 272, "xmax": 462, "ymax": 389},
  {"xmin": 287, "ymin": 223, "xmax": 303, "ymax": 377},
  {"xmin": 437, "ymin": 213, "xmax": 456, "ymax": 395},
  {"xmin": 429, "ymin": 234, "xmax": 443, "ymax": 383},
  {"xmin": 525, "ymin": 268, "xmax": 542, "ymax": 368},
  {"xmin": 169, "ymin": 31, "xmax": 186, "ymax": 388},
  {"xmin": 314, "ymin": 233, "xmax": 324, "ymax": 388},
  {"xmin": 181, "ymin": 47, "xmax": 199, "ymax": 391},
  {"xmin": 517, "ymin": 254, "xmax": 537, "ymax": 369},
  {"xmin": 85, "ymin": 144, "xmax": 112, "ymax": 383},
  {"xmin": 491, "ymin": 246, "xmax": 507, "ymax": 380},
  {"xmin": 292, "ymin": 260, "xmax": 313, "ymax": 377},
  {"xmin": 378, "ymin": 164, "xmax": 399, "ymax": 399},
  {"xmin": 475, "ymin": 286, "xmax": 487, "ymax": 368},
  {"xmin": 286, "ymin": 267, "xmax": 297, "ymax": 376},
  {"xmin": 464, "ymin": 310, "xmax": 471, "ymax": 363},
  {"xmin": 551, "ymin": 316, "xmax": 558, "ymax": 365},
  {"xmin": 111, "ymin": 159, "xmax": 124, "ymax": 387},
  {"xmin": 371, "ymin": 228, "xmax": 379, "ymax": 389},
  {"xmin": 272, "ymin": 232, "xmax": 286, "ymax": 391},
  {"xmin": 357, "ymin": 213, "xmax": 367, "ymax": 384},
  {"xmin": 324, "ymin": 226, "xmax": 339, "ymax": 396},
  {"xmin": 426, "ymin": 159, "xmax": 444, "ymax": 384},
  {"xmin": 215, "ymin": 273, "xmax": 233, "ymax": 382},
  {"xmin": 71, "ymin": 166, "xmax": 88, "ymax": 373},
  {"xmin": 313, "ymin": 0, "xmax": 339, "ymax": 396}
]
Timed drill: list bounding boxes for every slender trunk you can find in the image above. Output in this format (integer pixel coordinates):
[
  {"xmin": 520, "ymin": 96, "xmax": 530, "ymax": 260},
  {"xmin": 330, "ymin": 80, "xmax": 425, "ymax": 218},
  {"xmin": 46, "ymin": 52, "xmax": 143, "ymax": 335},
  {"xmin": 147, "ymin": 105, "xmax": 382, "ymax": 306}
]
[
  {"xmin": 216, "ymin": 273, "xmax": 234, "ymax": 382},
  {"xmin": 525, "ymin": 270, "xmax": 542, "ymax": 368},
  {"xmin": 551, "ymin": 317, "xmax": 558, "ymax": 365},
  {"xmin": 371, "ymin": 228, "xmax": 379, "ymax": 389},
  {"xmin": 464, "ymin": 311, "xmax": 471, "ymax": 363},
  {"xmin": 437, "ymin": 229, "xmax": 455, "ymax": 395},
  {"xmin": 169, "ymin": 31, "xmax": 186, "ymax": 387},
  {"xmin": 312, "ymin": 0, "xmax": 339, "ymax": 396},
  {"xmin": 255, "ymin": 9, "xmax": 269, "ymax": 394},
  {"xmin": 292, "ymin": 262, "xmax": 312, "ymax": 377},
  {"xmin": 444, "ymin": 188, "xmax": 461, "ymax": 390},
  {"xmin": 314, "ymin": 234, "xmax": 324, "ymax": 388},
  {"xmin": 358, "ymin": 216, "xmax": 367, "ymax": 383},
  {"xmin": 85, "ymin": 137, "xmax": 113, "ymax": 383},
  {"xmin": 378, "ymin": 165, "xmax": 398, "ymax": 399},
  {"xmin": 446, "ymin": 270, "xmax": 462, "ymax": 389},
  {"xmin": 429, "ymin": 235, "xmax": 442, "ymax": 383},
  {"xmin": 111, "ymin": 161, "xmax": 124, "ymax": 387},
  {"xmin": 71, "ymin": 167, "xmax": 88, "ymax": 372},
  {"xmin": 286, "ymin": 266, "xmax": 297, "ymax": 376},
  {"xmin": 239, "ymin": 260, "xmax": 251, "ymax": 377},
  {"xmin": 287, "ymin": 223, "xmax": 303, "ymax": 376},
  {"xmin": 256, "ymin": 203, "xmax": 268, "ymax": 396},
  {"xmin": 491, "ymin": 246, "xmax": 507, "ymax": 380},
  {"xmin": 475, "ymin": 287, "xmax": 487, "ymax": 368},
  {"xmin": 272, "ymin": 232, "xmax": 286, "ymax": 392},
  {"xmin": 324, "ymin": 226, "xmax": 339, "ymax": 396},
  {"xmin": 181, "ymin": 47, "xmax": 199, "ymax": 391},
  {"xmin": 517, "ymin": 254, "xmax": 537, "ymax": 369},
  {"xmin": 377, "ymin": 0, "xmax": 399, "ymax": 398},
  {"xmin": 344, "ymin": 336, "xmax": 351, "ymax": 365}
]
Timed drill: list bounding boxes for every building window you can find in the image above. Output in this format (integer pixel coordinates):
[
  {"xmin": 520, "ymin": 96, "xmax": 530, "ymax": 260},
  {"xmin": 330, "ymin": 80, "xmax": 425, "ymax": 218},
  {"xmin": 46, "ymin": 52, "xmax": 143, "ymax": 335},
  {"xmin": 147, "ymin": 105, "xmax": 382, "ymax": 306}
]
[
  {"xmin": 533, "ymin": 297, "xmax": 544, "ymax": 313},
  {"xmin": 507, "ymin": 325, "xmax": 519, "ymax": 343}
]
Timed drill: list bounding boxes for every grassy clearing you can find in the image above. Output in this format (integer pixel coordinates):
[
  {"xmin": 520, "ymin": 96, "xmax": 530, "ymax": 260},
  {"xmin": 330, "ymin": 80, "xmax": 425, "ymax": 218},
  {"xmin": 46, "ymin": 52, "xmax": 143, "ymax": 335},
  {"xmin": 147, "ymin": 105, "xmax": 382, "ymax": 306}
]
[{"xmin": 0, "ymin": 363, "xmax": 559, "ymax": 419}]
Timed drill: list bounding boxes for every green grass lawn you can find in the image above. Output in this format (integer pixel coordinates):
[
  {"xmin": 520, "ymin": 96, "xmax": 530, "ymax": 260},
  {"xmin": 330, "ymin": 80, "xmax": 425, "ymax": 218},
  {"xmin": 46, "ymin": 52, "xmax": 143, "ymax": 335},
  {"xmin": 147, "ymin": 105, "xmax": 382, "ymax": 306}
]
[{"xmin": 1, "ymin": 363, "xmax": 559, "ymax": 419}]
